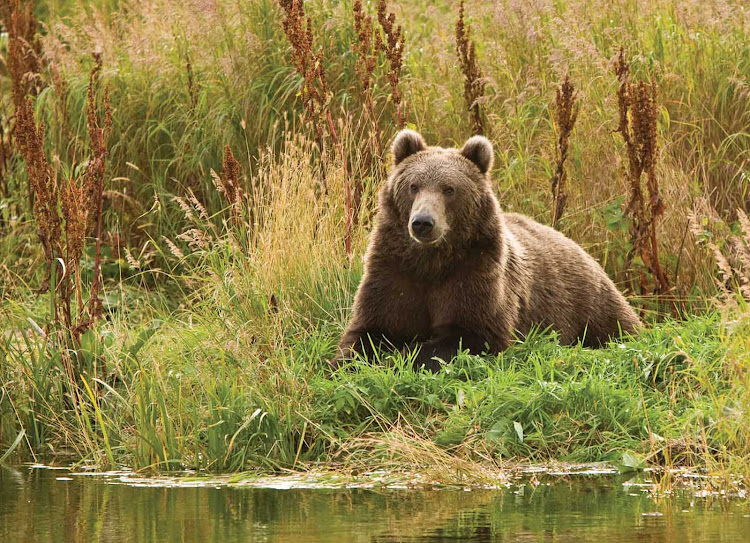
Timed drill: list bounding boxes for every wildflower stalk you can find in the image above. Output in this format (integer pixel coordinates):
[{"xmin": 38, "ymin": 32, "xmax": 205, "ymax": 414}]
[
  {"xmin": 614, "ymin": 48, "xmax": 673, "ymax": 311},
  {"xmin": 1, "ymin": 0, "xmax": 43, "ymax": 206},
  {"xmin": 455, "ymin": 0, "xmax": 485, "ymax": 135},
  {"xmin": 353, "ymin": 0, "xmax": 383, "ymax": 158},
  {"xmin": 278, "ymin": 0, "xmax": 354, "ymax": 257},
  {"xmin": 551, "ymin": 74, "xmax": 579, "ymax": 229},
  {"xmin": 14, "ymin": 56, "xmax": 111, "ymax": 391},
  {"xmin": 377, "ymin": 0, "xmax": 405, "ymax": 129}
]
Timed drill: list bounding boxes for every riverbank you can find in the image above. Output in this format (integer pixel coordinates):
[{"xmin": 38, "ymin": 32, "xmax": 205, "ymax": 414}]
[{"xmin": 3, "ymin": 306, "xmax": 750, "ymax": 485}]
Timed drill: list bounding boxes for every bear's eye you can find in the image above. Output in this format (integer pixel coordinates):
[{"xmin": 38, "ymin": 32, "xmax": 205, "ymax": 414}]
[
  {"xmin": 443, "ymin": 187, "xmax": 455, "ymax": 196},
  {"xmin": 409, "ymin": 183, "xmax": 419, "ymax": 193}
]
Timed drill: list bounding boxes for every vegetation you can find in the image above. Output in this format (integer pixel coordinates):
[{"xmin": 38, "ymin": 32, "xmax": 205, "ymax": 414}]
[{"xmin": 0, "ymin": 0, "xmax": 749, "ymax": 483}]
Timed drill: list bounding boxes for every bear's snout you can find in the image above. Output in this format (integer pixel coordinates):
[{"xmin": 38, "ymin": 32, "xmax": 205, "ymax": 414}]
[
  {"xmin": 410, "ymin": 214, "xmax": 435, "ymax": 239},
  {"xmin": 406, "ymin": 186, "xmax": 447, "ymax": 244}
]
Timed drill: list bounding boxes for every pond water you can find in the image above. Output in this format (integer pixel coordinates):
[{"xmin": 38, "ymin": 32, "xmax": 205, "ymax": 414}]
[{"xmin": 1, "ymin": 466, "xmax": 748, "ymax": 542}]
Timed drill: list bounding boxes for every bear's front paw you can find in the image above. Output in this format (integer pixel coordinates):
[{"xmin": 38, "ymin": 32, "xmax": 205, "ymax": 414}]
[
  {"xmin": 412, "ymin": 349, "xmax": 444, "ymax": 373},
  {"xmin": 328, "ymin": 354, "xmax": 347, "ymax": 374}
]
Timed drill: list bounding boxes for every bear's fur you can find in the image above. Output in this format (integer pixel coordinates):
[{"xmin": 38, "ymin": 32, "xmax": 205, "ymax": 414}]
[{"xmin": 332, "ymin": 129, "xmax": 641, "ymax": 372}]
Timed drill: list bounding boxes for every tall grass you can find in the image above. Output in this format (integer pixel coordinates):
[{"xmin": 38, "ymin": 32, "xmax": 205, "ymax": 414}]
[{"xmin": 0, "ymin": 0, "xmax": 749, "ymax": 482}]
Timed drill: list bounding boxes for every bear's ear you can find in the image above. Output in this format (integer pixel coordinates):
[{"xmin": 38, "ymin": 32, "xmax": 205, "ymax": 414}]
[
  {"xmin": 392, "ymin": 129, "xmax": 427, "ymax": 166},
  {"xmin": 460, "ymin": 135, "xmax": 494, "ymax": 174}
]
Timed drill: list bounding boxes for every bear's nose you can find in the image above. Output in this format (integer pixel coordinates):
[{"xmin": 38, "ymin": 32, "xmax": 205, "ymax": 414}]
[{"xmin": 411, "ymin": 214, "xmax": 435, "ymax": 237}]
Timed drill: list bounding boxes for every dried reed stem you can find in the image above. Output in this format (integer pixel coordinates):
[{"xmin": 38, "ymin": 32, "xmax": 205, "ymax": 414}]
[
  {"xmin": 3, "ymin": 0, "xmax": 43, "ymax": 112},
  {"xmin": 279, "ymin": 0, "xmax": 328, "ymax": 154},
  {"xmin": 78, "ymin": 53, "xmax": 112, "ymax": 335},
  {"xmin": 1, "ymin": 0, "xmax": 43, "ymax": 206},
  {"xmin": 15, "ymin": 54, "xmax": 111, "ymax": 391}
]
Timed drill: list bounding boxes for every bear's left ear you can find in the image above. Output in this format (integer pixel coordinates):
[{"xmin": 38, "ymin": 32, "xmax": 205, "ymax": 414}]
[{"xmin": 460, "ymin": 135, "xmax": 494, "ymax": 174}]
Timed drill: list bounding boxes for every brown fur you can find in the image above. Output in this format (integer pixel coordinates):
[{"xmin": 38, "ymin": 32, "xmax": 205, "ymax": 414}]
[{"xmin": 332, "ymin": 130, "xmax": 641, "ymax": 372}]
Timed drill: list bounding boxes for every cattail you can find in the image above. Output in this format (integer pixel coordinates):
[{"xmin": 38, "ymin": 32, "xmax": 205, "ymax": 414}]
[
  {"xmin": 455, "ymin": 0, "xmax": 485, "ymax": 135},
  {"xmin": 377, "ymin": 0, "xmax": 405, "ymax": 129},
  {"xmin": 614, "ymin": 48, "xmax": 672, "ymax": 307},
  {"xmin": 550, "ymin": 74, "xmax": 579, "ymax": 229}
]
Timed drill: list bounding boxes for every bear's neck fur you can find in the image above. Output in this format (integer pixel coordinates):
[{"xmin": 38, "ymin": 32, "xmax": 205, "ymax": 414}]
[{"xmin": 370, "ymin": 187, "xmax": 505, "ymax": 282}]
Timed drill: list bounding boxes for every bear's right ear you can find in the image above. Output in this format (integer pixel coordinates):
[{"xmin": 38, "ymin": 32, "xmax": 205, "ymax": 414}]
[{"xmin": 392, "ymin": 129, "xmax": 427, "ymax": 166}]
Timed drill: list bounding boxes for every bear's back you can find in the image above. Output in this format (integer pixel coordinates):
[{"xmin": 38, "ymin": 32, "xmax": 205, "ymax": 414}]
[{"xmin": 500, "ymin": 212, "xmax": 631, "ymax": 343}]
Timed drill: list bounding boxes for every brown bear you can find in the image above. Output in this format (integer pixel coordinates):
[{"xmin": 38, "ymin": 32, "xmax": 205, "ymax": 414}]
[{"xmin": 331, "ymin": 129, "xmax": 641, "ymax": 372}]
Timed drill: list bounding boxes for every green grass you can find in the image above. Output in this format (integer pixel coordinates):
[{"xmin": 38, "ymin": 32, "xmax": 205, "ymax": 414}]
[
  {"xmin": 2, "ymin": 281, "xmax": 749, "ymax": 478},
  {"xmin": 1, "ymin": 0, "xmax": 749, "ymax": 484}
]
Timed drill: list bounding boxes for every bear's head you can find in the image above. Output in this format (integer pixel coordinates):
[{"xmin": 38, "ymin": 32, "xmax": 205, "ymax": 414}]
[{"xmin": 385, "ymin": 129, "xmax": 495, "ymax": 246}]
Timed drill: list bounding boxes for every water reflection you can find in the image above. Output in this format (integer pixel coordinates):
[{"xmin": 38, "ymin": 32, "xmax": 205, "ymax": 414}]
[{"xmin": 1, "ymin": 467, "xmax": 747, "ymax": 542}]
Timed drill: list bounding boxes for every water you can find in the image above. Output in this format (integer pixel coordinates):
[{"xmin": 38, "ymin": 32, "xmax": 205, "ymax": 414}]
[{"xmin": 1, "ymin": 466, "xmax": 748, "ymax": 542}]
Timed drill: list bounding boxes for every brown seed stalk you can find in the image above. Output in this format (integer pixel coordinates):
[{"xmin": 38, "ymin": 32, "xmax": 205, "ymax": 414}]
[
  {"xmin": 353, "ymin": 0, "xmax": 383, "ymax": 157},
  {"xmin": 614, "ymin": 48, "xmax": 672, "ymax": 308},
  {"xmin": 216, "ymin": 145, "xmax": 244, "ymax": 226},
  {"xmin": 278, "ymin": 0, "xmax": 353, "ymax": 256},
  {"xmin": 81, "ymin": 53, "xmax": 112, "ymax": 330},
  {"xmin": 377, "ymin": 0, "xmax": 405, "ymax": 129},
  {"xmin": 455, "ymin": 0, "xmax": 486, "ymax": 135},
  {"xmin": 551, "ymin": 74, "xmax": 579, "ymax": 229},
  {"xmin": 1, "ymin": 0, "xmax": 44, "ymax": 206}
]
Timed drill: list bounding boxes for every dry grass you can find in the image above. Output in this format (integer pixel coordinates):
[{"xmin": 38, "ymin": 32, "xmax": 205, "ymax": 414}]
[
  {"xmin": 690, "ymin": 202, "xmax": 750, "ymax": 305},
  {"xmin": 340, "ymin": 421, "xmax": 507, "ymax": 487}
]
